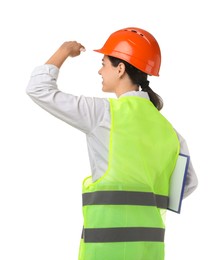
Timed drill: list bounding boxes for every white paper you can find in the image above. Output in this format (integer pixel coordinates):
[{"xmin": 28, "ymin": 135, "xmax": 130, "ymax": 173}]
[{"xmin": 168, "ymin": 154, "xmax": 190, "ymax": 213}]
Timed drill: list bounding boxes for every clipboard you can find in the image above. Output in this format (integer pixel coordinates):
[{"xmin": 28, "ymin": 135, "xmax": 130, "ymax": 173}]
[{"xmin": 168, "ymin": 153, "xmax": 190, "ymax": 213}]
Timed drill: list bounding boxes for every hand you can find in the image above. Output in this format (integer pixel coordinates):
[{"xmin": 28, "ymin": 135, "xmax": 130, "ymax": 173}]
[
  {"xmin": 59, "ymin": 41, "xmax": 86, "ymax": 58},
  {"xmin": 45, "ymin": 41, "xmax": 86, "ymax": 68}
]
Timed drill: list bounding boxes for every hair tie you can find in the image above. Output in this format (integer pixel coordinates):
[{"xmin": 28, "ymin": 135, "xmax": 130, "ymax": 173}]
[{"xmin": 141, "ymin": 80, "xmax": 150, "ymax": 92}]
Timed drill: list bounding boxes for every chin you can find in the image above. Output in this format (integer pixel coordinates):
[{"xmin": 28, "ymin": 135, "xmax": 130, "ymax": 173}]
[
  {"xmin": 102, "ymin": 85, "xmax": 114, "ymax": 93},
  {"xmin": 102, "ymin": 86, "xmax": 108, "ymax": 92},
  {"xmin": 102, "ymin": 89, "xmax": 110, "ymax": 93}
]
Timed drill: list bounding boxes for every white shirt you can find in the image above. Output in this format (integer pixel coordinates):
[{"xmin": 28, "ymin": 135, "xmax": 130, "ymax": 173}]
[{"xmin": 26, "ymin": 64, "xmax": 198, "ymax": 198}]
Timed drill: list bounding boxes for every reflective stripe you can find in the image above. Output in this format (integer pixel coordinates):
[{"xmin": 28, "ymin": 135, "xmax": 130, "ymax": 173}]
[
  {"xmin": 83, "ymin": 190, "xmax": 168, "ymax": 209},
  {"xmin": 83, "ymin": 227, "xmax": 165, "ymax": 243}
]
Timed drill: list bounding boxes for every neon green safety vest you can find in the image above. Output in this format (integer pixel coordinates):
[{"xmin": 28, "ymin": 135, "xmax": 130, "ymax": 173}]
[{"xmin": 79, "ymin": 96, "xmax": 180, "ymax": 260}]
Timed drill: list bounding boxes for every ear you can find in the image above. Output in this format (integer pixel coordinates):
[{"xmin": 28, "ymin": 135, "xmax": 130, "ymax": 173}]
[{"xmin": 117, "ymin": 62, "xmax": 126, "ymax": 78}]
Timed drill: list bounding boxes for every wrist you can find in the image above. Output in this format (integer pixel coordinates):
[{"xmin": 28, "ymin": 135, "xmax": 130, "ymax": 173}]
[{"xmin": 45, "ymin": 47, "xmax": 70, "ymax": 68}]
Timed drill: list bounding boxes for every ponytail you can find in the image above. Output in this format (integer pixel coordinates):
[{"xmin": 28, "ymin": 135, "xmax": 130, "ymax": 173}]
[{"xmin": 140, "ymin": 80, "xmax": 163, "ymax": 111}]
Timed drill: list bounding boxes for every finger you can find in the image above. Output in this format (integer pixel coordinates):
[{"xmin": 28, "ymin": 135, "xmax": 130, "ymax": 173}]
[{"xmin": 80, "ymin": 46, "xmax": 86, "ymax": 52}]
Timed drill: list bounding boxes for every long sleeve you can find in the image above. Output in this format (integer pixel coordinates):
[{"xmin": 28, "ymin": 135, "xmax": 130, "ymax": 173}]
[{"xmin": 26, "ymin": 64, "xmax": 106, "ymax": 134}]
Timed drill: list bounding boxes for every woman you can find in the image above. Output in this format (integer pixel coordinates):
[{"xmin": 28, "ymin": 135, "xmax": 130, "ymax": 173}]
[{"xmin": 26, "ymin": 27, "xmax": 198, "ymax": 260}]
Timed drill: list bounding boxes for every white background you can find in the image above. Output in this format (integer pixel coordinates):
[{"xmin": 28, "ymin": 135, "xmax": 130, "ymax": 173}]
[{"xmin": 0, "ymin": 0, "xmax": 220, "ymax": 259}]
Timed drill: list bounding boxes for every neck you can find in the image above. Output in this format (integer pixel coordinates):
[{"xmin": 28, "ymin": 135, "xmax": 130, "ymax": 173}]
[{"xmin": 115, "ymin": 84, "xmax": 139, "ymax": 98}]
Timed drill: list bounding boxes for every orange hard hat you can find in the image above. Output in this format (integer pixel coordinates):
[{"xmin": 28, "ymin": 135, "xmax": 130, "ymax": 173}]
[{"xmin": 94, "ymin": 27, "xmax": 161, "ymax": 76}]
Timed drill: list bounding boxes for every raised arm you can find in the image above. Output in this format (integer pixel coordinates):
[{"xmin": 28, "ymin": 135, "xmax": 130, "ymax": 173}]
[{"xmin": 26, "ymin": 41, "xmax": 105, "ymax": 134}]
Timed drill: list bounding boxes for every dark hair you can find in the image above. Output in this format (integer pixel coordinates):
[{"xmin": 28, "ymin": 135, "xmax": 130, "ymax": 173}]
[{"xmin": 108, "ymin": 56, "xmax": 163, "ymax": 110}]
